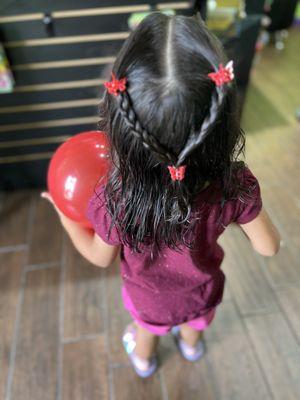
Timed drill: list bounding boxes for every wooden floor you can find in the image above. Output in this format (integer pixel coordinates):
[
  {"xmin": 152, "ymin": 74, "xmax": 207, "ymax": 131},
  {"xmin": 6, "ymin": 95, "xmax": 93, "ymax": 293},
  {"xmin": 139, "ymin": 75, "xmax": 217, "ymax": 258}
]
[{"xmin": 1, "ymin": 28, "xmax": 300, "ymax": 400}]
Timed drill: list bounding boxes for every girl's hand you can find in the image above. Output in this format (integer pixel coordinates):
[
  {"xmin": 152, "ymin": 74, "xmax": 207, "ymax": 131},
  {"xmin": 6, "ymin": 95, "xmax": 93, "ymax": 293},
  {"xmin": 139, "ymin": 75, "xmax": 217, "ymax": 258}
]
[
  {"xmin": 41, "ymin": 191, "xmax": 63, "ymax": 217},
  {"xmin": 40, "ymin": 192, "xmax": 81, "ymax": 232}
]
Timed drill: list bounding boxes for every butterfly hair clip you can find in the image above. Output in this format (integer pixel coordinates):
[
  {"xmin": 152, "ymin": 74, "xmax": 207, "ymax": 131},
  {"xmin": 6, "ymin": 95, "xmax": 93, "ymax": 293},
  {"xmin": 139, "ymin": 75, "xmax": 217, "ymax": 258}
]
[
  {"xmin": 208, "ymin": 61, "xmax": 234, "ymax": 86},
  {"xmin": 104, "ymin": 73, "xmax": 127, "ymax": 96},
  {"xmin": 167, "ymin": 165, "xmax": 186, "ymax": 181}
]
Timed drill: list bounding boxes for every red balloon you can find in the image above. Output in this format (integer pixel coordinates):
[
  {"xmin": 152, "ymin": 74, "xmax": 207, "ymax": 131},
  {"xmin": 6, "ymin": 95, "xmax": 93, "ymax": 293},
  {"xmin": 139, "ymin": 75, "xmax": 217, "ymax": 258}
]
[{"xmin": 48, "ymin": 131, "xmax": 110, "ymax": 229}]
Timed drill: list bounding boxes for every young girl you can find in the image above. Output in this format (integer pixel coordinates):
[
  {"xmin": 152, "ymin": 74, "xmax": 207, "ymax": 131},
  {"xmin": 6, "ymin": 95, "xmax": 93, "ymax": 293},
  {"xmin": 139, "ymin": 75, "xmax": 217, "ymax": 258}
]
[{"xmin": 42, "ymin": 13, "xmax": 280, "ymax": 378}]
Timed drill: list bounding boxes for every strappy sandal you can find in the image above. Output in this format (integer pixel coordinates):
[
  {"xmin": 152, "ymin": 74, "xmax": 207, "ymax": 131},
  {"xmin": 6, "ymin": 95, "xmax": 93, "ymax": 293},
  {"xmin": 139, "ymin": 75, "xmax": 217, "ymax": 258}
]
[
  {"xmin": 171, "ymin": 326, "xmax": 205, "ymax": 362},
  {"xmin": 122, "ymin": 323, "xmax": 158, "ymax": 378}
]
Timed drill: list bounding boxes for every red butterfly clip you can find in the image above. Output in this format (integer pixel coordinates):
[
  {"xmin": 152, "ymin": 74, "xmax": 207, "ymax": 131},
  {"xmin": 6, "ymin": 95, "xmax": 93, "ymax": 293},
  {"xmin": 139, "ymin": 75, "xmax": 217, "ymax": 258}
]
[
  {"xmin": 208, "ymin": 61, "xmax": 234, "ymax": 87},
  {"xmin": 104, "ymin": 73, "xmax": 127, "ymax": 96},
  {"xmin": 167, "ymin": 165, "xmax": 186, "ymax": 181}
]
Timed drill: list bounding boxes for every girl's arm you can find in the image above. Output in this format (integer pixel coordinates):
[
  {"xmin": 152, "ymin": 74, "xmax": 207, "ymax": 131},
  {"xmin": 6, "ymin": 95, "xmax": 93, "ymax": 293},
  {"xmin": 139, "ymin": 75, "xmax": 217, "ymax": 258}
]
[
  {"xmin": 41, "ymin": 192, "xmax": 119, "ymax": 268},
  {"xmin": 239, "ymin": 207, "xmax": 281, "ymax": 257}
]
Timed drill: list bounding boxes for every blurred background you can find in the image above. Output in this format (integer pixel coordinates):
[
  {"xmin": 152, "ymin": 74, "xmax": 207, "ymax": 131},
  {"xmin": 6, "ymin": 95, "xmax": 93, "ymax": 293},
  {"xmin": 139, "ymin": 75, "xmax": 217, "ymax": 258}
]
[{"xmin": 0, "ymin": 1, "xmax": 299, "ymax": 400}]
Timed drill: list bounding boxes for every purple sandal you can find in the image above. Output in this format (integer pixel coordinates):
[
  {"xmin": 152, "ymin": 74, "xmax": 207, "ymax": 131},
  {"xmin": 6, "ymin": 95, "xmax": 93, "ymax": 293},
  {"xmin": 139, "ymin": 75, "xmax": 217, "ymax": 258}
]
[
  {"xmin": 171, "ymin": 326, "xmax": 205, "ymax": 362},
  {"xmin": 122, "ymin": 324, "xmax": 158, "ymax": 378}
]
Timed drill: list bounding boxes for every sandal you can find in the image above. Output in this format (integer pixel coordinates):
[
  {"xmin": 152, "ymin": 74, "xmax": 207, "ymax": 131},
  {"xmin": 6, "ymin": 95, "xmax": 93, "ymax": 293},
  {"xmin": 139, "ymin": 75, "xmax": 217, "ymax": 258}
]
[
  {"xmin": 122, "ymin": 324, "xmax": 158, "ymax": 378},
  {"xmin": 171, "ymin": 326, "xmax": 205, "ymax": 362}
]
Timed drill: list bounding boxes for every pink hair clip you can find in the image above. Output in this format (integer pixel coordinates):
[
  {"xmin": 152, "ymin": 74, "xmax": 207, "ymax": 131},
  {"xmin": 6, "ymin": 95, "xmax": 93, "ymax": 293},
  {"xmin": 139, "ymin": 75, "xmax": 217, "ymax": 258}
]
[
  {"xmin": 208, "ymin": 61, "xmax": 234, "ymax": 86},
  {"xmin": 168, "ymin": 165, "xmax": 186, "ymax": 181},
  {"xmin": 104, "ymin": 73, "xmax": 127, "ymax": 96}
]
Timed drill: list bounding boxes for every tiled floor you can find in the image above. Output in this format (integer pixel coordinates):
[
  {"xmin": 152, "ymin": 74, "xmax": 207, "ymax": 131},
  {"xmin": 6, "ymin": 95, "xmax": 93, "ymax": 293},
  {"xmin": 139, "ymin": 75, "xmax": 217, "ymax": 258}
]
[{"xmin": 0, "ymin": 28, "xmax": 299, "ymax": 400}]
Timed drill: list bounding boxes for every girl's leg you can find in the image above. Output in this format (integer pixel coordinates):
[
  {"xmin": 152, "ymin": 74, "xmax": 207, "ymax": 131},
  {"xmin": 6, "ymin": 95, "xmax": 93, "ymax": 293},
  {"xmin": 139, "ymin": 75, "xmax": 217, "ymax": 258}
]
[
  {"xmin": 178, "ymin": 308, "xmax": 216, "ymax": 347},
  {"xmin": 178, "ymin": 323, "xmax": 203, "ymax": 347},
  {"xmin": 172, "ymin": 323, "xmax": 205, "ymax": 362},
  {"xmin": 134, "ymin": 322, "xmax": 160, "ymax": 360}
]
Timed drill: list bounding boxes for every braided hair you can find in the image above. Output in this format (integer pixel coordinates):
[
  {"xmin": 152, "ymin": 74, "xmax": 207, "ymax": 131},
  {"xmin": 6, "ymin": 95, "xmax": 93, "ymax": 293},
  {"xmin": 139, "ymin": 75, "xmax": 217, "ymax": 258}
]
[
  {"xmin": 117, "ymin": 91, "xmax": 176, "ymax": 165},
  {"xmin": 98, "ymin": 12, "xmax": 245, "ymax": 252}
]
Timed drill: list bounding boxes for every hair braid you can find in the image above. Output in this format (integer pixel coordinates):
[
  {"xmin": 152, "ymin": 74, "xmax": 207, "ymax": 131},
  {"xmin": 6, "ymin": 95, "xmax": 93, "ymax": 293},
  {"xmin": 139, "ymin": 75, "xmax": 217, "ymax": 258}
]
[
  {"xmin": 118, "ymin": 91, "xmax": 176, "ymax": 165},
  {"xmin": 176, "ymin": 85, "xmax": 226, "ymax": 166}
]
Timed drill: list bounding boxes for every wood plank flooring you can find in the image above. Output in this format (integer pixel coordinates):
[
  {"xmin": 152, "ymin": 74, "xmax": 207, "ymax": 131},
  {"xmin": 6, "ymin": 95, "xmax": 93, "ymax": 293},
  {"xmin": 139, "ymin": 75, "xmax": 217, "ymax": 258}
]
[{"xmin": 0, "ymin": 27, "xmax": 299, "ymax": 400}]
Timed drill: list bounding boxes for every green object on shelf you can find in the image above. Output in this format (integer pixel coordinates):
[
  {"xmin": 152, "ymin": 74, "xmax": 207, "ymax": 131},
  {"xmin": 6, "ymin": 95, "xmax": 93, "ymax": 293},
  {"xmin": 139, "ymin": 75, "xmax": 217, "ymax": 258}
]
[{"xmin": 296, "ymin": 2, "xmax": 300, "ymax": 19}]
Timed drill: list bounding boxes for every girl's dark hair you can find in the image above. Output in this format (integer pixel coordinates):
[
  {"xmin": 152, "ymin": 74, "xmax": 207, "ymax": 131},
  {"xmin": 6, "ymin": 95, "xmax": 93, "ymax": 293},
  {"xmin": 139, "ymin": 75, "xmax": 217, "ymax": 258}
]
[{"xmin": 98, "ymin": 12, "xmax": 245, "ymax": 252}]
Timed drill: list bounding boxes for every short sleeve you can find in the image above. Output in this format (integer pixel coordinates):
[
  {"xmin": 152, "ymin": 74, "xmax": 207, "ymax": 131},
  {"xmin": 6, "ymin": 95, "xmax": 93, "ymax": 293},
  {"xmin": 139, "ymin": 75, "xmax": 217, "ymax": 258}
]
[
  {"xmin": 86, "ymin": 187, "xmax": 121, "ymax": 246},
  {"xmin": 234, "ymin": 168, "xmax": 263, "ymax": 225}
]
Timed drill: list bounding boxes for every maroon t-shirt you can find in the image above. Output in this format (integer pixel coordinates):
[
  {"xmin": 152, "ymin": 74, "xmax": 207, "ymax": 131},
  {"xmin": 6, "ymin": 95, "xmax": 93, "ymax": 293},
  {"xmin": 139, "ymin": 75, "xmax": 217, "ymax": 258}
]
[{"xmin": 86, "ymin": 167, "xmax": 262, "ymax": 326}]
